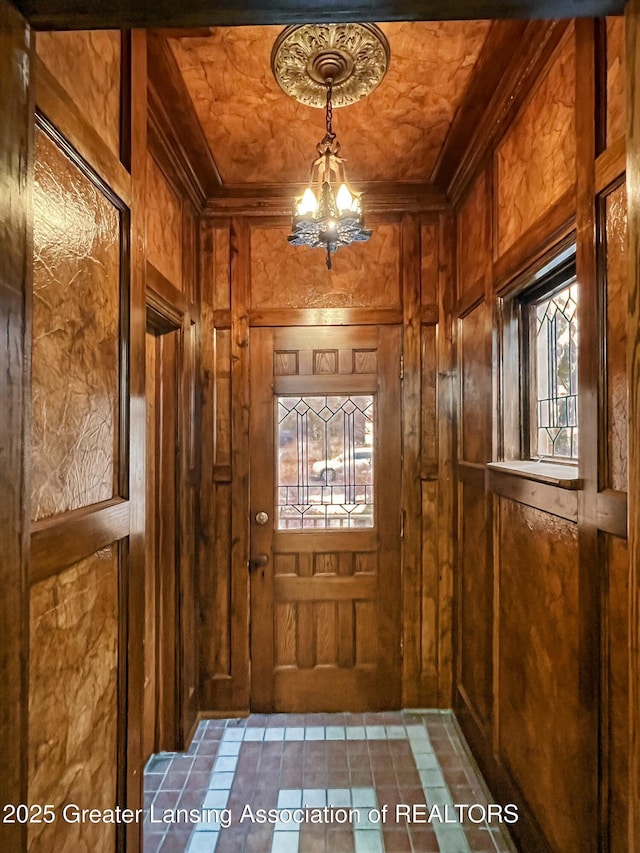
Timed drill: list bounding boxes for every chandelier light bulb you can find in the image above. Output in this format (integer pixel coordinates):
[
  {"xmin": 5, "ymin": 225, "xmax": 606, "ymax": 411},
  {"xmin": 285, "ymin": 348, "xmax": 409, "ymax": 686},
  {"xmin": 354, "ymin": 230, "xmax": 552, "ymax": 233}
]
[
  {"xmin": 336, "ymin": 183, "xmax": 354, "ymax": 213},
  {"xmin": 298, "ymin": 187, "xmax": 318, "ymax": 216}
]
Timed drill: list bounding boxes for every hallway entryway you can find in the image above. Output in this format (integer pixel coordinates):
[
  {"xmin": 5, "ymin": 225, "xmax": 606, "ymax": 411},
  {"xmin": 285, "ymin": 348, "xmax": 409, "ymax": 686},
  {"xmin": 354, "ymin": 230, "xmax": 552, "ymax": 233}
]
[{"xmin": 143, "ymin": 712, "xmax": 516, "ymax": 853}]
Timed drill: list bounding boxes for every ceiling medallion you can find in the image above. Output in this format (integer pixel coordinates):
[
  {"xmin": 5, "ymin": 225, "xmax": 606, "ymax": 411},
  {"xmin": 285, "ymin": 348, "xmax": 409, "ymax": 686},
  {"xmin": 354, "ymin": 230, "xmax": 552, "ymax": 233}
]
[
  {"xmin": 271, "ymin": 23, "xmax": 390, "ymax": 109},
  {"xmin": 272, "ymin": 24, "xmax": 389, "ymax": 269}
]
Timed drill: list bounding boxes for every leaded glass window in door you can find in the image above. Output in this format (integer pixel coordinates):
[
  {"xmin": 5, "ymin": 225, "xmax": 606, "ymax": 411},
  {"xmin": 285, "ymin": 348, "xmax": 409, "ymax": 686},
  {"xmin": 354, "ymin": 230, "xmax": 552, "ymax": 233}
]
[{"xmin": 276, "ymin": 395, "xmax": 374, "ymax": 530}]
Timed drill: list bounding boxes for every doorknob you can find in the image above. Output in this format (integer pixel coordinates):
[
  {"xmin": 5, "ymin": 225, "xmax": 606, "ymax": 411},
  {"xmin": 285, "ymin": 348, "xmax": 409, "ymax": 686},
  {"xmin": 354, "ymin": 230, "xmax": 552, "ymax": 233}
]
[
  {"xmin": 249, "ymin": 553, "xmax": 269, "ymax": 571},
  {"xmin": 255, "ymin": 511, "xmax": 269, "ymax": 525}
]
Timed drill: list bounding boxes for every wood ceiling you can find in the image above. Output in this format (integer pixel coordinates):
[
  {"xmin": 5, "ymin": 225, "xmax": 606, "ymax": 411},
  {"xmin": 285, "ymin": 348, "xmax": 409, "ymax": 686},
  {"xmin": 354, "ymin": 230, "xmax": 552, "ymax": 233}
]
[{"xmin": 166, "ymin": 22, "xmax": 492, "ymax": 189}]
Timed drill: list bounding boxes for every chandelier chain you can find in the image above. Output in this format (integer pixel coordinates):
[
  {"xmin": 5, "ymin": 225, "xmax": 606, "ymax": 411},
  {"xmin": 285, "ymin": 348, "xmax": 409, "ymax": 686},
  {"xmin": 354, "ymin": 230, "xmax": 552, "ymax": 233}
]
[{"xmin": 325, "ymin": 82, "xmax": 335, "ymax": 140}]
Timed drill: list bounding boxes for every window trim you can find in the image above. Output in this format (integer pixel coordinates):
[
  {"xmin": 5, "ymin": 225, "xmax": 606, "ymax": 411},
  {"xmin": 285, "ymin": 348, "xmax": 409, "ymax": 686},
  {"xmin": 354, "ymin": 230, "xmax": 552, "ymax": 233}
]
[
  {"xmin": 497, "ymin": 241, "xmax": 579, "ymax": 478},
  {"xmin": 518, "ymin": 257, "xmax": 578, "ymax": 462}
]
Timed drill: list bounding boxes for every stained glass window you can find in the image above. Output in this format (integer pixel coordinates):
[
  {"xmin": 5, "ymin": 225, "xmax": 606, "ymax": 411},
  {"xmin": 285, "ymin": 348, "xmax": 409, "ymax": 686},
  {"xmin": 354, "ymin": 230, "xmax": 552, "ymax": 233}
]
[
  {"xmin": 276, "ymin": 395, "xmax": 374, "ymax": 530},
  {"xmin": 532, "ymin": 281, "xmax": 579, "ymax": 459}
]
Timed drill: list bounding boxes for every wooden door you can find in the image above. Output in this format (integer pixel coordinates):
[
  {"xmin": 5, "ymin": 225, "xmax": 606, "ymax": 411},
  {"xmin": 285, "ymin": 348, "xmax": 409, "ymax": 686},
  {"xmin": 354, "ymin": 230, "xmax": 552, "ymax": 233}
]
[{"xmin": 250, "ymin": 326, "xmax": 402, "ymax": 712}]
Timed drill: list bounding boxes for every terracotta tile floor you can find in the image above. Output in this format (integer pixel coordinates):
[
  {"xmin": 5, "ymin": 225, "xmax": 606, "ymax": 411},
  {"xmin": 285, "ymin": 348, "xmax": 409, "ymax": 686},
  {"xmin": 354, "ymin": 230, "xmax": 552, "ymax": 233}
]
[{"xmin": 143, "ymin": 712, "xmax": 517, "ymax": 853}]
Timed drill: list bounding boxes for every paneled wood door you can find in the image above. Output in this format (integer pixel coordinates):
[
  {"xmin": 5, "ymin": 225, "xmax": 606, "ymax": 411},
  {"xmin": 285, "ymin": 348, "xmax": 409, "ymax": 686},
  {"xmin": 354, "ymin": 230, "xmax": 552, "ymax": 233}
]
[{"xmin": 250, "ymin": 326, "xmax": 402, "ymax": 712}]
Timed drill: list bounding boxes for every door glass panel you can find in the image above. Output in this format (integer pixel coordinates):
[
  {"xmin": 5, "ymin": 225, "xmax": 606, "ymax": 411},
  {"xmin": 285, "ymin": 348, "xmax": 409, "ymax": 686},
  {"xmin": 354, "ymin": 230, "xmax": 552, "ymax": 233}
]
[{"xmin": 276, "ymin": 395, "xmax": 374, "ymax": 530}]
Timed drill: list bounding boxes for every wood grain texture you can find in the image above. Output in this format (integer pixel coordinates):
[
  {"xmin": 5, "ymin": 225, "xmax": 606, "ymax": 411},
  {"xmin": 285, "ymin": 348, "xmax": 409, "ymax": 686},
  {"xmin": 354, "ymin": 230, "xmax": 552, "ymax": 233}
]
[
  {"xmin": 605, "ymin": 182, "xmax": 628, "ymax": 491},
  {"xmin": 0, "ymin": 5, "xmax": 31, "ymax": 849},
  {"xmin": 32, "ymin": 127, "xmax": 120, "ymax": 521},
  {"xmin": 125, "ymin": 31, "xmax": 148, "ymax": 850},
  {"xmin": 250, "ymin": 223, "xmax": 400, "ymax": 310},
  {"xmin": 496, "ymin": 27, "xmax": 576, "ymax": 257},
  {"xmin": 213, "ymin": 222, "xmax": 231, "ymax": 310},
  {"xmin": 31, "ymin": 499, "xmax": 130, "ymax": 584},
  {"xmin": 12, "ymin": 0, "xmax": 627, "ymax": 31},
  {"xmin": 498, "ymin": 499, "xmax": 594, "ymax": 853},
  {"xmin": 458, "ymin": 479, "xmax": 491, "ymax": 725},
  {"xmin": 167, "ymin": 22, "xmax": 489, "ymax": 186},
  {"xmin": 460, "ymin": 301, "xmax": 491, "ymax": 464},
  {"xmin": 28, "ymin": 548, "xmax": 119, "ymax": 853},
  {"xmin": 626, "ymin": 4, "xmax": 640, "ymax": 847},
  {"xmin": 36, "ymin": 30, "xmax": 121, "ymax": 159},
  {"xmin": 401, "ymin": 214, "xmax": 423, "ymax": 707},
  {"xmin": 606, "ymin": 534, "xmax": 629, "ymax": 853},
  {"xmin": 436, "ymin": 212, "xmax": 455, "ymax": 707},
  {"xmin": 607, "ymin": 16, "xmax": 626, "ymax": 147},
  {"xmin": 457, "ymin": 166, "xmax": 491, "ymax": 295},
  {"xmin": 145, "ymin": 151, "xmax": 182, "ymax": 289}
]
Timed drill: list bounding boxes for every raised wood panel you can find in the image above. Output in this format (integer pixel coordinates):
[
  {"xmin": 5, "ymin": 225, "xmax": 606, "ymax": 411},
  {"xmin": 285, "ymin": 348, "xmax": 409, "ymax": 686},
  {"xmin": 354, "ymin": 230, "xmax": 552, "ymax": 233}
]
[
  {"xmin": 496, "ymin": 27, "xmax": 576, "ymax": 258},
  {"xmin": 0, "ymin": 5, "xmax": 32, "ymax": 847},
  {"xmin": 420, "ymin": 221, "xmax": 439, "ymax": 306},
  {"xmin": 250, "ymin": 223, "xmax": 400, "ymax": 310},
  {"xmin": 213, "ymin": 222, "xmax": 231, "ymax": 310},
  {"xmin": 201, "ymin": 482, "xmax": 232, "ymax": 682},
  {"xmin": 457, "ymin": 166, "xmax": 491, "ymax": 294},
  {"xmin": 36, "ymin": 30, "xmax": 121, "ymax": 159},
  {"xmin": 32, "ymin": 126, "xmax": 121, "ymax": 522},
  {"xmin": 607, "ymin": 16, "xmax": 626, "ymax": 148},
  {"xmin": 458, "ymin": 479, "xmax": 491, "ymax": 726},
  {"xmin": 606, "ymin": 534, "xmax": 629, "ymax": 853},
  {"xmin": 604, "ymin": 181, "xmax": 628, "ymax": 492},
  {"xmin": 28, "ymin": 547, "xmax": 119, "ymax": 853},
  {"xmin": 498, "ymin": 499, "xmax": 594, "ymax": 853},
  {"xmin": 420, "ymin": 480, "xmax": 439, "ymax": 701},
  {"xmin": 421, "ymin": 324, "xmax": 437, "ymax": 465},
  {"xmin": 145, "ymin": 150, "xmax": 182, "ymax": 288},
  {"xmin": 214, "ymin": 328, "xmax": 231, "ymax": 466},
  {"xmin": 460, "ymin": 301, "xmax": 491, "ymax": 464}
]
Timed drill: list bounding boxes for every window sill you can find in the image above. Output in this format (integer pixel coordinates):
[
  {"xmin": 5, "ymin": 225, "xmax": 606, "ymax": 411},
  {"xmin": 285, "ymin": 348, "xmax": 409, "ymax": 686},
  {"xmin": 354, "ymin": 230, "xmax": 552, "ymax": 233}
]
[{"xmin": 487, "ymin": 460, "xmax": 582, "ymax": 490}]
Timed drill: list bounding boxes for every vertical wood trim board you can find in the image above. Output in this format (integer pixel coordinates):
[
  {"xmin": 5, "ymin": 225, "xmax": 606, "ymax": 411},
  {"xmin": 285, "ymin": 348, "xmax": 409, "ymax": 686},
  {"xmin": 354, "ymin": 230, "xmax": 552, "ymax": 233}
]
[
  {"xmin": 574, "ymin": 22, "xmax": 601, "ymax": 849},
  {"xmin": 126, "ymin": 29, "xmax": 148, "ymax": 853},
  {"xmin": 626, "ymin": 2, "xmax": 640, "ymax": 849},
  {"xmin": 0, "ymin": 4, "xmax": 32, "ymax": 851},
  {"xmin": 229, "ymin": 217, "xmax": 251, "ymax": 710},
  {"xmin": 401, "ymin": 214, "xmax": 423, "ymax": 706}
]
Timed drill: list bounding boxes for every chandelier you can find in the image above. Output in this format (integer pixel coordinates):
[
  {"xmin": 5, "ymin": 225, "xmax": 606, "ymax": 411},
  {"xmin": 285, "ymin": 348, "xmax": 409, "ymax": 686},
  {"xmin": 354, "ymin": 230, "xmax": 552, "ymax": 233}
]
[{"xmin": 271, "ymin": 24, "xmax": 390, "ymax": 269}]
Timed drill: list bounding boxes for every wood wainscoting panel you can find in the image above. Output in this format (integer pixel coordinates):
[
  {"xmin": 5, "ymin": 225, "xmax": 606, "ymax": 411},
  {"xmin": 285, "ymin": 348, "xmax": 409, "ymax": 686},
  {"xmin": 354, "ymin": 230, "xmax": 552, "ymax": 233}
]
[
  {"xmin": 28, "ymin": 546, "xmax": 119, "ymax": 853},
  {"xmin": 36, "ymin": 31, "xmax": 121, "ymax": 160},
  {"xmin": 458, "ymin": 477, "xmax": 491, "ymax": 727},
  {"xmin": 606, "ymin": 16, "xmax": 626, "ymax": 149},
  {"xmin": 460, "ymin": 301, "xmax": 491, "ymax": 464},
  {"xmin": 496, "ymin": 27, "xmax": 576, "ymax": 258},
  {"xmin": 420, "ymin": 221, "xmax": 439, "ymax": 307},
  {"xmin": 214, "ymin": 328, "xmax": 231, "ymax": 466},
  {"xmin": 145, "ymin": 150, "xmax": 183, "ymax": 289},
  {"xmin": 497, "ymin": 498, "xmax": 594, "ymax": 852},
  {"xmin": 604, "ymin": 181, "xmax": 628, "ymax": 491},
  {"xmin": 606, "ymin": 533, "xmax": 629, "ymax": 853},
  {"xmin": 457, "ymin": 166, "xmax": 491, "ymax": 295},
  {"xmin": 250, "ymin": 223, "xmax": 400, "ymax": 310},
  {"xmin": 32, "ymin": 126, "xmax": 121, "ymax": 522}
]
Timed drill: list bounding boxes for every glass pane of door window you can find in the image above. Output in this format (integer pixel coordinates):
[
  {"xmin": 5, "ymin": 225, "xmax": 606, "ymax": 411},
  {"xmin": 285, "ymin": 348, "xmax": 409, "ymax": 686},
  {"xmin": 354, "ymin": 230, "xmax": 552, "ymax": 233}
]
[
  {"xmin": 533, "ymin": 281, "xmax": 578, "ymax": 459},
  {"xmin": 276, "ymin": 395, "xmax": 374, "ymax": 530}
]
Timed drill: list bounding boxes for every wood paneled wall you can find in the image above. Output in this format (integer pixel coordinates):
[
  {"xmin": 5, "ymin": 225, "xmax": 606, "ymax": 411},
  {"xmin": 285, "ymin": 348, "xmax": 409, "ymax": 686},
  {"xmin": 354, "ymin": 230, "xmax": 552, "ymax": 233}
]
[
  {"xmin": 3, "ymin": 24, "xmax": 197, "ymax": 853},
  {"xmin": 453, "ymin": 18, "xmax": 631, "ymax": 852},
  {"xmin": 0, "ymin": 4, "xmax": 32, "ymax": 851},
  {"xmin": 197, "ymin": 208, "xmax": 455, "ymax": 713}
]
